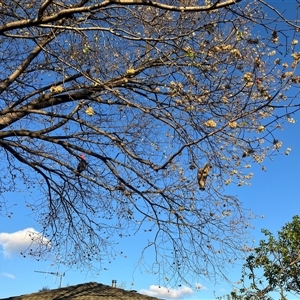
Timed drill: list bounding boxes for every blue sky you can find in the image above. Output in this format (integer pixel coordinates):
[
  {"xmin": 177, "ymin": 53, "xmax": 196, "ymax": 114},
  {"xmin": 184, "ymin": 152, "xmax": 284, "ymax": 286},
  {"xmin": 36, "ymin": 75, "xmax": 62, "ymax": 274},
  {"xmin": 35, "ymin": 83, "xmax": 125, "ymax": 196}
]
[
  {"xmin": 1, "ymin": 118, "xmax": 299, "ymax": 300},
  {"xmin": 1, "ymin": 1, "xmax": 300, "ymax": 300}
]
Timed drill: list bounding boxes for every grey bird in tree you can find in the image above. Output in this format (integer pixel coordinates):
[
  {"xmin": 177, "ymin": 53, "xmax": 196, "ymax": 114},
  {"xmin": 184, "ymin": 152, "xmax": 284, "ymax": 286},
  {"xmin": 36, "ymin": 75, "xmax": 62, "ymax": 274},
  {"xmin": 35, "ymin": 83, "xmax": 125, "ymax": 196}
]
[
  {"xmin": 77, "ymin": 154, "xmax": 87, "ymax": 174},
  {"xmin": 197, "ymin": 163, "xmax": 212, "ymax": 191}
]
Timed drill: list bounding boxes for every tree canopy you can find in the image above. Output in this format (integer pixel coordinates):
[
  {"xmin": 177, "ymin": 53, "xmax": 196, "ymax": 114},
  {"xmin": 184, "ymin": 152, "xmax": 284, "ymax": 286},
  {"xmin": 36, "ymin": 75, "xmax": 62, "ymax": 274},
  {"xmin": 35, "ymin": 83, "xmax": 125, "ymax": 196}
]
[
  {"xmin": 0, "ymin": 0, "xmax": 300, "ymax": 285},
  {"xmin": 221, "ymin": 216, "xmax": 300, "ymax": 300}
]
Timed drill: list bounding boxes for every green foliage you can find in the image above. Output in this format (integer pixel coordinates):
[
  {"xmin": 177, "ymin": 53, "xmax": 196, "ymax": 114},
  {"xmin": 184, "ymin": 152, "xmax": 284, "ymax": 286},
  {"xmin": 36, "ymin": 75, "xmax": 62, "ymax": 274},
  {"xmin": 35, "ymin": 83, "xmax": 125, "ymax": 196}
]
[
  {"xmin": 222, "ymin": 216, "xmax": 300, "ymax": 299},
  {"xmin": 215, "ymin": 290, "xmax": 244, "ymax": 300}
]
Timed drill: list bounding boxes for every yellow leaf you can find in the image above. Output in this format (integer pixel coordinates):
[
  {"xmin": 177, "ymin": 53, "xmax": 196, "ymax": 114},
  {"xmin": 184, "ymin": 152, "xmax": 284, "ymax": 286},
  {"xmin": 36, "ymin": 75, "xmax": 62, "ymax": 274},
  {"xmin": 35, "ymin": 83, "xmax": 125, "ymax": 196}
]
[
  {"xmin": 126, "ymin": 68, "xmax": 135, "ymax": 75},
  {"xmin": 228, "ymin": 121, "xmax": 237, "ymax": 129},
  {"xmin": 50, "ymin": 85, "xmax": 63, "ymax": 93},
  {"xmin": 204, "ymin": 119, "xmax": 217, "ymax": 128},
  {"xmin": 85, "ymin": 107, "xmax": 95, "ymax": 116},
  {"xmin": 257, "ymin": 125, "xmax": 265, "ymax": 132}
]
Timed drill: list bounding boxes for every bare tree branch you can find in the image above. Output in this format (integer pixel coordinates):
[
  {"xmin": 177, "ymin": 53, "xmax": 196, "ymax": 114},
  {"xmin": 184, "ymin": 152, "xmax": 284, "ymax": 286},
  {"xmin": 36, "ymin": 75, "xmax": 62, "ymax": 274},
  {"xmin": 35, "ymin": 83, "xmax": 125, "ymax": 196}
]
[{"xmin": 0, "ymin": 0, "xmax": 299, "ymax": 287}]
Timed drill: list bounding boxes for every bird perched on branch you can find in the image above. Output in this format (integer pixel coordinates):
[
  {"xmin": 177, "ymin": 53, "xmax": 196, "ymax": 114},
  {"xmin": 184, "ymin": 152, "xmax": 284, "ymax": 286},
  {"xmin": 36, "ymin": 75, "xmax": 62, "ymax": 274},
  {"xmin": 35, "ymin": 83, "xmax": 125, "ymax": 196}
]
[
  {"xmin": 197, "ymin": 163, "xmax": 212, "ymax": 191},
  {"xmin": 77, "ymin": 154, "xmax": 87, "ymax": 175}
]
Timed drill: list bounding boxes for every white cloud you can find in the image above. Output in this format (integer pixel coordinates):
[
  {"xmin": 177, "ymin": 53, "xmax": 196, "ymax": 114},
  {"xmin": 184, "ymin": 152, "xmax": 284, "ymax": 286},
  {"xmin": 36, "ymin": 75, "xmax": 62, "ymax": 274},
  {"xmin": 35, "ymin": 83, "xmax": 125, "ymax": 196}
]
[
  {"xmin": 0, "ymin": 272, "xmax": 15, "ymax": 279},
  {"xmin": 140, "ymin": 285, "xmax": 194, "ymax": 299},
  {"xmin": 0, "ymin": 228, "xmax": 50, "ymax": 258}
]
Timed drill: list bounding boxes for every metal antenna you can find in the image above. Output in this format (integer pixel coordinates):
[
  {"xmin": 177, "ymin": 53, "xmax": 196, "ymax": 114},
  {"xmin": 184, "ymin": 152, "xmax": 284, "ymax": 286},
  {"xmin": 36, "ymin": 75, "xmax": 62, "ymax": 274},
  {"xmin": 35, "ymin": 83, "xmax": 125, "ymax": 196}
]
[{"xmin": 34, "ymin": 270, "xmax": 65, "ymax": 288}]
